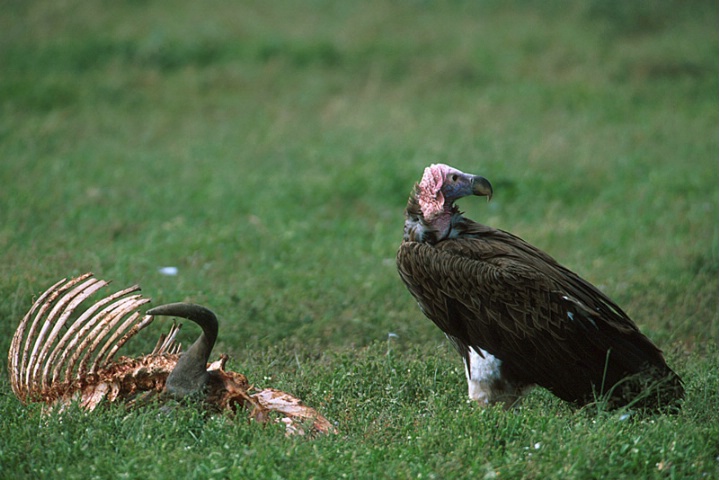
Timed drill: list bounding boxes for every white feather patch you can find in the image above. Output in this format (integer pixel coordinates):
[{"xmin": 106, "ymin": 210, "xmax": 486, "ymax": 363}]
[{"xmin": 464, "ymin": 347, "xmax": 503, "ymax": 405}]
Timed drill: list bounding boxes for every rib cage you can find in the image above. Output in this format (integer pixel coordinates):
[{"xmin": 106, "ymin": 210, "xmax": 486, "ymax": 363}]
[
  {"xmin": 9, "ymin": 273, "xmax": 158, "ymax": 404},
  {"xmin": 8, "ymin": 273, "xmax": 336, "ymax": 436}
]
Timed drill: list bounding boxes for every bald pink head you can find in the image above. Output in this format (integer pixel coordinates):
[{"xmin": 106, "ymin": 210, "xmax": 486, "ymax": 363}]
[{"xmin": 415, "ymin": 164, "xmax": 493, "ymax": 220}]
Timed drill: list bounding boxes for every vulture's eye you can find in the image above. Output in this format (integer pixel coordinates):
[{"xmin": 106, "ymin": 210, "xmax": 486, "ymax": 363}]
[{"xmin": 451, "ymin": 174, "xmax": 458, "ymax": 182}]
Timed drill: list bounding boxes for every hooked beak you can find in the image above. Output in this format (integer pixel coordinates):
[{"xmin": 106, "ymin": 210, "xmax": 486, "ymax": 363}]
[{"xmin": 471, "ymin": 176, "xmax": 493, "ymax": 201}]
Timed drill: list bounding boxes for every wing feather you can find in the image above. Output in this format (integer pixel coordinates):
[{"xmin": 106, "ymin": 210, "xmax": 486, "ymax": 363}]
[{"xmin": 397, "ymin": 232, "xmax": 675, "ymax": 405}]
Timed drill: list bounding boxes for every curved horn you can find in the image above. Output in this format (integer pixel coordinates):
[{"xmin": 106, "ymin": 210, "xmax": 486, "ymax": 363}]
[{"xmin": 146, "ymin": 303, "xmax": 218, "ymax": 398}]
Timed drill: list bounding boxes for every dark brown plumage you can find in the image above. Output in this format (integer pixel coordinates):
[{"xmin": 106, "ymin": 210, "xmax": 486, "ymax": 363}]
[{"xmin": 396, "ymin": 164, "xmax": 683, "ymax": 410}]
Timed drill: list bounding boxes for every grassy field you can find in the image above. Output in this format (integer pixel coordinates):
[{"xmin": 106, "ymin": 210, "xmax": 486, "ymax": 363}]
[{"xmin": 1, "ymin": 0, "xmax": 717, "ymax": 478}]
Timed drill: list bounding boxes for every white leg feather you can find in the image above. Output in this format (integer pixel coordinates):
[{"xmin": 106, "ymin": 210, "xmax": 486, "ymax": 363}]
[
  {"xmin": 464, "ymin": 347, "xmax": 502, "ymax": 405},
  {"xmin": 464, "ymin": 347, "xmax": 532, "ymax": 407}
]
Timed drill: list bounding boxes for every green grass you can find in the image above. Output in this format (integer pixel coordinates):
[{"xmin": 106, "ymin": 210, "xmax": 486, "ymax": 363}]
[{"xmin": 1, "ymin": 0, "xmax": 717, "ymax": 478}]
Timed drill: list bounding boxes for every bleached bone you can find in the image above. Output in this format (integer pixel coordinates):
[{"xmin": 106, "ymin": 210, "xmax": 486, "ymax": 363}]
[{"xmin": 8, "ymin": 273, "xmax": 337, "ymax": 436}]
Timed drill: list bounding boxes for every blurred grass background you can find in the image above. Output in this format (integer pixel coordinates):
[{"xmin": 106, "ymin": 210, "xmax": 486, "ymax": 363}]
[{"xmin": 0, "ymin": 1, "xmax": 717, "ymax": 478}]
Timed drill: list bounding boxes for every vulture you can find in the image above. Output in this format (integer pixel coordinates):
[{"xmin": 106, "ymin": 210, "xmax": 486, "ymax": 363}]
[
  {"xmin": 8, "ymin": 273, "xmax": 336, "ymax": 436},
  {"xmin": 396, "ymin": 164, "xmax": 683, "ymax": 410}
]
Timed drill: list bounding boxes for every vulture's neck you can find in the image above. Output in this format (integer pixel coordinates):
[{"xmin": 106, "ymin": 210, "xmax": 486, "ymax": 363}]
[{"xmin": 403, "ymin": 187, "xmax": 465, "ymax": 244}]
